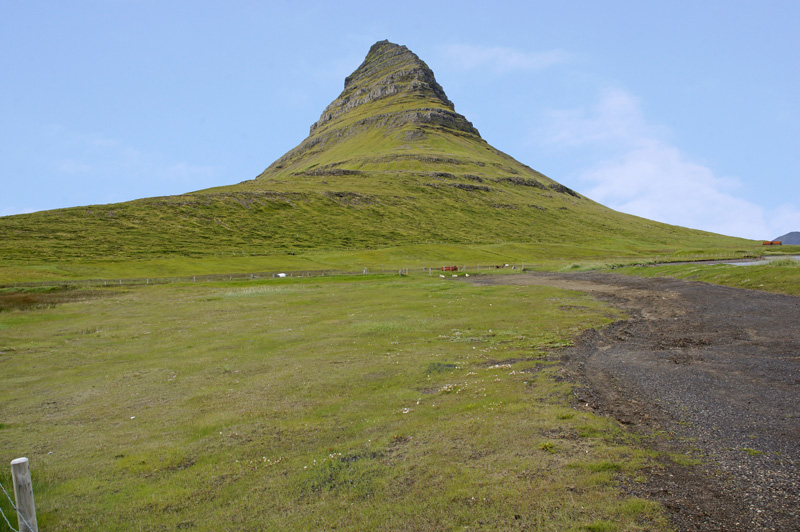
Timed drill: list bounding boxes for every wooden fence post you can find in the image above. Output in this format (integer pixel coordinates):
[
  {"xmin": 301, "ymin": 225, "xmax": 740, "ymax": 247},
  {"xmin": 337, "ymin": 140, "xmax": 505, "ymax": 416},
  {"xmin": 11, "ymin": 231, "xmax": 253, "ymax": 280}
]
[{"xmin": 11, "ymin": 457, "xmax": 38, "ymax": 532}]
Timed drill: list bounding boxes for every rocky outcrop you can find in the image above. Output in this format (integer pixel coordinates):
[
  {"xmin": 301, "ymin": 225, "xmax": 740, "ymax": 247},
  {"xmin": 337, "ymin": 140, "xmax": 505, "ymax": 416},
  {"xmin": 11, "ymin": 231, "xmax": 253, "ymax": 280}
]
[
  {"xmin": 267, "ymin": 107, "xmax": 480, "ymax": 173},
  {"xmin": 548, "ymin": 183, "xmax": 580, "ymax": 197},
  {"xmin": 344, "ymin": 41, "xmax": 451, "ymax": 101},
  {"xmin": 309, "ymin": 40, "xmax": 478, "ymax": 137},
  {"xmin": 497, "ymin": 176, "xmax": 547, "ymax": 190}
]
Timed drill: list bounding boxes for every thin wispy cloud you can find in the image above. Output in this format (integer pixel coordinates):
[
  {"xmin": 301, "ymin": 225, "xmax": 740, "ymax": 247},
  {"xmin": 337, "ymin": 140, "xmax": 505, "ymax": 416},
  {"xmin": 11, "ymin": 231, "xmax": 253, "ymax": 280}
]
[
  {"xmin": 580, "ymin": 142, "xmax": 771, "ymax": 238},
  {"xmin": 543, "ymin": 88, "xmax": 662, "ymax": 147},
  {"xmin": 55, "ymin": 159, "xmax": 93, "ymax": 175},
  {"xmin": 155, "ymin": 162, "xmax": 217, "ymax": 182},
  {"xmin": 540, "ymin": 89, "xmax": 799, "ymax": 239},
  {"xmin": 0, "ymin": 125, "xmax": 224, "ymax": 215},
  {"xmin": 440, "ymin": 44, "xmax": 570, "ymax": 73},
  {"xmin": 46, "ymin": 125, "xmax": 219, "ymax": 188}
]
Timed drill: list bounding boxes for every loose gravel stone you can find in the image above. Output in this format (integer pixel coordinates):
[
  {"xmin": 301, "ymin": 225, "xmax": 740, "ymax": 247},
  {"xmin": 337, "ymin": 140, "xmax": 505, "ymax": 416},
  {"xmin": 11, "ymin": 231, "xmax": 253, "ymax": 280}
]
[{"xmin": 470, "ymin": 271, "xmax": 800, "ymax": 532}]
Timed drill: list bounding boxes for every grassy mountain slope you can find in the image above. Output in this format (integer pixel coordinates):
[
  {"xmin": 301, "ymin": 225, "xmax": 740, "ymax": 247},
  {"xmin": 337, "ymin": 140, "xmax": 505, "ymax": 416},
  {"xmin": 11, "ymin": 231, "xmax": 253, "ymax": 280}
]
[{"xmin": 0, "ymin": 41, "xmax": 754, "ymax": 270}]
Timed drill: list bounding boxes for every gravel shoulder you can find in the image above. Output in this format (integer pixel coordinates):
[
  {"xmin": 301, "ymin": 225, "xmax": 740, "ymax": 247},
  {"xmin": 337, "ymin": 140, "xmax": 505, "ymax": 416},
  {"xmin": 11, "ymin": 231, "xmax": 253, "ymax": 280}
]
[{"xmin": 468, "ymin": 271, "xmax": 800, "ymax": 532}]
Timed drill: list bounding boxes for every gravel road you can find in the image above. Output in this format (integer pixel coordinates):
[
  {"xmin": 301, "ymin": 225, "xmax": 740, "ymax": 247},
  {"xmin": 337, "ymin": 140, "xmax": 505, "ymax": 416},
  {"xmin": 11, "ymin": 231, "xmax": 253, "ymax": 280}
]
[{"xmin": 469, "ymin": 271, "xmax": 800, "ymax": 532}]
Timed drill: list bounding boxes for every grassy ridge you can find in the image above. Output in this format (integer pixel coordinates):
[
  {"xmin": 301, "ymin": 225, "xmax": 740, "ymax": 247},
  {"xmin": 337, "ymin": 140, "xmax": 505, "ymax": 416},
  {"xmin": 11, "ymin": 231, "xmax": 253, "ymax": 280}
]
[
  {"xmin": 0, "ymin": 274, "xmax": 673, "ymax": 531},
  {"xmin": 0, "ymin": 160, "xmax": 757, "ymax": 276},
  {"xmin": 0, "ymin": 171, "xmax": 754, "ymax": 263}
]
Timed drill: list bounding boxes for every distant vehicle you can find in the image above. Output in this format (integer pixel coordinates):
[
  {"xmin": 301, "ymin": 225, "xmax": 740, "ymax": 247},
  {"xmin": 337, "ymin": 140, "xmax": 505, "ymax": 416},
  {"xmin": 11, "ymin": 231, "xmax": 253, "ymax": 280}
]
[
  {"xmin": 763, "ymin": 241, "xmax": 782, "ymax": 246},
  {"xmin": 276, "ymin": 273, "xmax": 287, "ymax": 277}
]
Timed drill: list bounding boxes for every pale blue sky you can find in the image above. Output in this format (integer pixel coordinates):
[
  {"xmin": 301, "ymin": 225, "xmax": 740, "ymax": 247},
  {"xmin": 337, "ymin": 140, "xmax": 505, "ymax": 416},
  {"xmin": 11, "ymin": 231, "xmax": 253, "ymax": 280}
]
[{"xmin": 2, "ymin": 0, "xmax": 798, "ymax": 239}]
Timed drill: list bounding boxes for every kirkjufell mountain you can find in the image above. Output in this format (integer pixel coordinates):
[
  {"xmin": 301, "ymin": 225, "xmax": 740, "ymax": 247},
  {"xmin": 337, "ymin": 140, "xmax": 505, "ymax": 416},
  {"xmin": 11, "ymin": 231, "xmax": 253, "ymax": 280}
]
[
  {"xmin": 0, "ymin": 40, "xmax": 751, "ymax": 261},
  {"xmin": 239, "ymin": 40, "xmax": 578, "ymax": 199}
]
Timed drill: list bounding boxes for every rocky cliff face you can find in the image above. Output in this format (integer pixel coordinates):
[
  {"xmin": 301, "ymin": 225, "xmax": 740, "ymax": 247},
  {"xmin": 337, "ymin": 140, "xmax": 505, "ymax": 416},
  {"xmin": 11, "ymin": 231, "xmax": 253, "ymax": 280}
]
[
  {"xmin": 259, "ymin": 40, "xmax": 486, "ymax": 176},
  {"xmin": 308, "ymin": 40, "xmax": 479, "ymax": 137}
]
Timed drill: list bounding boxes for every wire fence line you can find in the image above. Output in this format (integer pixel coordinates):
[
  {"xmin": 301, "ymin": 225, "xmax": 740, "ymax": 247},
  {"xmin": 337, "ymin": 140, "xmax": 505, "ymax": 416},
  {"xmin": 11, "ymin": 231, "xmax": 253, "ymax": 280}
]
[
  {"xmin": 1, "ymin": 252, "xmax": 754, "ymax": 291},
  {"xmin": 0, "ymin": 479, "xmax": 15, "ymax": 531},
  {"xmin": 0, "ymin": 492, "xmax": 17, "ymax": 532},
  {"xmin": 0, "ymin": 476, "xmax": 33, "ymax": 532},
  {"xmin": 0, "ymin": 505, "xmax": 17, "ymax": 532},
  {"xmin": 0, "ymin": 263, "xmax": 527, "ymax": 290}
]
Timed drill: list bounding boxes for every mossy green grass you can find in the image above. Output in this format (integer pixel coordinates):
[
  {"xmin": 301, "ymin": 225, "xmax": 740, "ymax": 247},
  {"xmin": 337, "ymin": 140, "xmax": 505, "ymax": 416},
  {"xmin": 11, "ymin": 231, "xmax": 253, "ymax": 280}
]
[
  {"xmin": 611, "ymin": 253, "xmax": 800, "ymax": 296},
  {"xmin": 1, "ymin": 240, "xmax": 762, "ymax": 285},
  {"xmin": 1, "ymin": 273, "xmax": 671, "ymax": 531}
]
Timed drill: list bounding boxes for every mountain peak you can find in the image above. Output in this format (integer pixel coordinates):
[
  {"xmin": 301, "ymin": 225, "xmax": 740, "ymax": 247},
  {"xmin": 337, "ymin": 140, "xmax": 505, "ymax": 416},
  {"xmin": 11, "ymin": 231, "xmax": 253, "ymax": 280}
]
[
  {"xmin": 258, "ymin": 40, "xmax": 485, "ymax": 179},
  {"xmin": 309, "ymin": 40, "xmax": 475, "ymax": 136},
  {"xmin": 342, "ymin": 40, "xmax": 452, "ymax": 106}
]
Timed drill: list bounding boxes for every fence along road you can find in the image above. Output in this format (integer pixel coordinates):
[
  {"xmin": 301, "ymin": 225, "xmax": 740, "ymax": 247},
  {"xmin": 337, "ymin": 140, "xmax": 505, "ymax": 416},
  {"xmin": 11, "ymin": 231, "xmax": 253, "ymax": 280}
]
[
  {"xmin": 0, "ymin": 263, "xmax": 534, "ymax": 290},
  {"xmin": 1, "ymin": 252, "xmax": 758, "ymax": 290}
]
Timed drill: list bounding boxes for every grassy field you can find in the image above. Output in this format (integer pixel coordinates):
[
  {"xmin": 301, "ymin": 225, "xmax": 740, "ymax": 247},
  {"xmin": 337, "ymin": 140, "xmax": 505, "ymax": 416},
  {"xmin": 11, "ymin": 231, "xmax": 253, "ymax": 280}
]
[
  {"xmin": 610, "ymin": 255, "xmax": 800, "ymax": 296},
  {"xmin": 548, "ymin": 245, "xmax": 800, "ymax": 296},
  {"xmin": 0, "ymin": 273, "xmax": 674, "ymax": 531},
  {"xmin": 0, "ymin": 240, "xmax": 763, "ymax": 286}
]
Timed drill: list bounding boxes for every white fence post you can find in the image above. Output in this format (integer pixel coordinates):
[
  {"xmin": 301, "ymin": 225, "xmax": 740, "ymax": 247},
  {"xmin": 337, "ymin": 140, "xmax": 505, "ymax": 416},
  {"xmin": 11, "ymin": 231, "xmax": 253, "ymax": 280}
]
[{"xmin": 11, "ymin": 457, "xmax": 38, "ymax": 532}]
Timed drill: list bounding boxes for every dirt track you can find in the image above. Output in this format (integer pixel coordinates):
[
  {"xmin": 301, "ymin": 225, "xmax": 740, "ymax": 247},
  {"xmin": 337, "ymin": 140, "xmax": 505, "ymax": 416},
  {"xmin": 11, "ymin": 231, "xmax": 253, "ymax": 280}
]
[{"xmin": 469, "ymin": 272, "xmax": 800, "ymax": 532}]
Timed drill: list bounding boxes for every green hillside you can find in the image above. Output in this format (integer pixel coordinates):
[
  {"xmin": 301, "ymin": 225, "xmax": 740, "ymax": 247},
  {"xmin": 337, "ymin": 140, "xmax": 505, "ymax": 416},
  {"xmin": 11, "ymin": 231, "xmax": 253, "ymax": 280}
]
[{"xmin": 0, "ymin": 41, "xmax": 754, "ymax": 277}]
